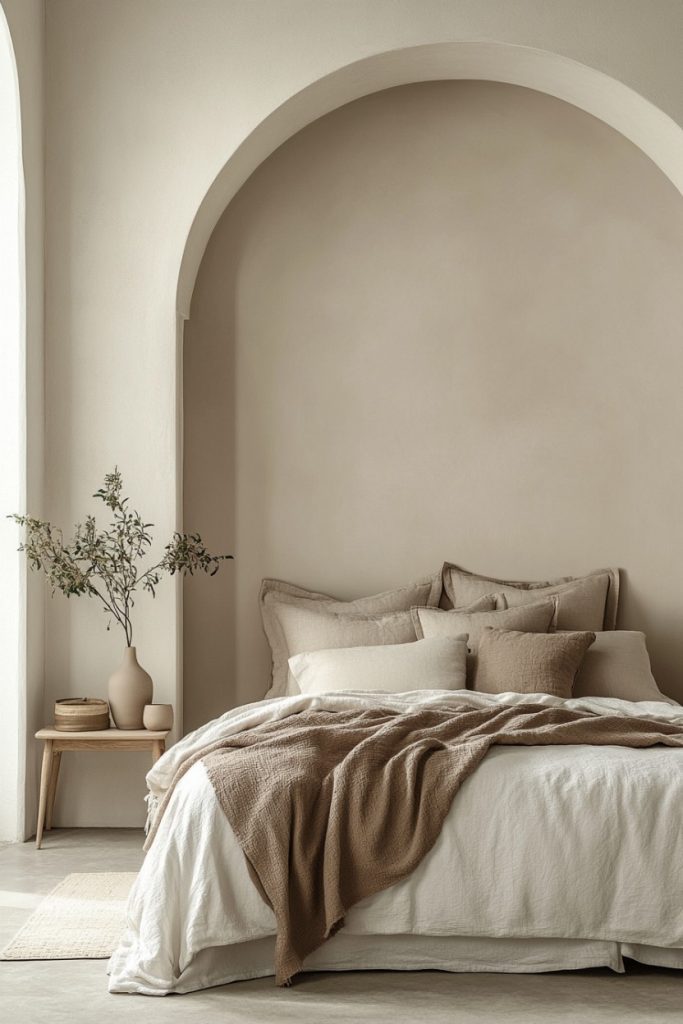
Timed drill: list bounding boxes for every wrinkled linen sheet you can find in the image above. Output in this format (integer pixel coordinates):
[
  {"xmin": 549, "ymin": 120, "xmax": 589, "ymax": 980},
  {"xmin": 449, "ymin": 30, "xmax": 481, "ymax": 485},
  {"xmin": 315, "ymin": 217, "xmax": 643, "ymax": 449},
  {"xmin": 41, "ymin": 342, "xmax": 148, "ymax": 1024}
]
[{"xmin": 108, "ymin": 690, "xmax": 683, "ymax": 994}]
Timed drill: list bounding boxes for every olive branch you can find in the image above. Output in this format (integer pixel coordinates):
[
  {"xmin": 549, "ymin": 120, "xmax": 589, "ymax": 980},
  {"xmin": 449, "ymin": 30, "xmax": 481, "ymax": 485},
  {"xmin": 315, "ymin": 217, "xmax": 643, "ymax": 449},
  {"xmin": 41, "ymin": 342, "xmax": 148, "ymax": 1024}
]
[{"xmin": 10, "ymin": 468, "xmax": 232, "ymax": 646}]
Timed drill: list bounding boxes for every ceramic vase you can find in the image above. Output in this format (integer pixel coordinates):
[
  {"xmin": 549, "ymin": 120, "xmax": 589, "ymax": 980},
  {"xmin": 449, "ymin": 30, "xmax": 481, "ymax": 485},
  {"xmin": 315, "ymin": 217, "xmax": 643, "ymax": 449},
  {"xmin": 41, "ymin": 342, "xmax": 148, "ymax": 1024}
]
[
  {"xmin": 108, "ymin": 647, "xmax": 153, "ymax": 729},
  {"xmin": 143, "ymin": 703, "xmax": 174, "ymax": 732}
]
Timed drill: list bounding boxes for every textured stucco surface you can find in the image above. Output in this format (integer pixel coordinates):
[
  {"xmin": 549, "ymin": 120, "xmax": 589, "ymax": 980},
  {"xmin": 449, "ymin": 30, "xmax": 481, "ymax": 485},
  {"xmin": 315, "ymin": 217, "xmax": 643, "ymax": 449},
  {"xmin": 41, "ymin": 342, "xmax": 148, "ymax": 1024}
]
[
  {"xmin": 35, "ymin": 0, "xmax": 683, "ymax": 822},
  {"xmin": 184, "ymin": 81, "xmax": 683, "ymax": 730}
]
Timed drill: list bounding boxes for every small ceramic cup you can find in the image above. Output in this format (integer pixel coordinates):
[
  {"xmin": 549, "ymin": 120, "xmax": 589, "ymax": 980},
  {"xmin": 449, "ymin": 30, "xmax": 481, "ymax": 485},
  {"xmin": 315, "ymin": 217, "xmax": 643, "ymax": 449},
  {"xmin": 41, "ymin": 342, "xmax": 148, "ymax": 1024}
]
[{"xmin": 143, "ymin": 703, "xmax": 174, "ymax": 732}]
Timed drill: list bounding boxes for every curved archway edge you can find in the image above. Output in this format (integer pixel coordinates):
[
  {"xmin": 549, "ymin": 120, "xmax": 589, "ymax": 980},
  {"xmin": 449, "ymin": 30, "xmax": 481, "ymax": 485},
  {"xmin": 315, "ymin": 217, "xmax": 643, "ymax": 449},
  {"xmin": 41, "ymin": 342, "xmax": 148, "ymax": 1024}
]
[
  {"xmin": 177, "ymin": 40, "xmax": 683, "ymax": 317},
  {"xmin": 0, "ymin": 4, "xmax": 26, "ymax": 841}
]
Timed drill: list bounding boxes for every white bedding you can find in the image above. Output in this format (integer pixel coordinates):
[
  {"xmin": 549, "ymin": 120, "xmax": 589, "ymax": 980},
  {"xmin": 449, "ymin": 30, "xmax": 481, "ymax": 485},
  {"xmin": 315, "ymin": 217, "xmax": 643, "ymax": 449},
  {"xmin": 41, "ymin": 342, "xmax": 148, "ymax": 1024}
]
[{"xmin": 108, "ymin": 690, "xmax": 683, "ymax": 994}]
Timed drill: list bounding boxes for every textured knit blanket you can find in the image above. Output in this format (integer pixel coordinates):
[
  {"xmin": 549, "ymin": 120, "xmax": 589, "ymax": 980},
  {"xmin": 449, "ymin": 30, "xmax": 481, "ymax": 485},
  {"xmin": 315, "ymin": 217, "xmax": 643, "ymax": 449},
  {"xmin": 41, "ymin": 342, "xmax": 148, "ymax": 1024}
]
[{"xmin": 147, "ymin": 702, "xmax": 683, "ymax": 985}]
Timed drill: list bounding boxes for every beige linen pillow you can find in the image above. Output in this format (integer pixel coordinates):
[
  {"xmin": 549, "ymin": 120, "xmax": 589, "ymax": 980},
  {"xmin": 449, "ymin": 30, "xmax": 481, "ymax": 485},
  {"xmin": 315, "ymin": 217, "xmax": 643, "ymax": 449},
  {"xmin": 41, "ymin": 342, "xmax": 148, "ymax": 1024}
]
[
  {"xmin": 572, "ymin": 631, "xmax": 677, "ymax": 704},
  {"xmin": 473, "ymin": 628, "xmax": 596, "ymax": 699},
  {"xmin": 268, "ymin": 604, "xmax": 419, "ymax": 698},
  {"xmin": 441, "ymin": 563, "xmax": 619, "ymax": 631},
  {"xmin": 288, "ymin": 635, "xmax": 469, "ymax": 696},
  {"xmin": 261, "ymin": 572, "xmax": 442, "ymax": 614},
  {"xmin": 261, "ymin": 572, "xmax": 442, "ymax": 697},
  {"xmin": 412, "ymin": 598, "xmax": 558, "ymax": 652}
]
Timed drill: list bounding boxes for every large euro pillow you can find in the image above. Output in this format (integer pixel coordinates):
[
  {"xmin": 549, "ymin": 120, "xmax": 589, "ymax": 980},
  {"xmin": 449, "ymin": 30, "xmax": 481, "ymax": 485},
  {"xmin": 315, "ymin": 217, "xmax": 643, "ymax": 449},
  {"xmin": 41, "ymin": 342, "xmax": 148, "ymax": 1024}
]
[
  {"xmin": 260, "ymin": 573, "xmax": 443, "ymax": 698},
  {"xmin": 289, "ymin": 636, "xmax": 469, "ymax": 696},
  {"xmin": 572, "ymin": 631, "xmax": 678, "ymax": 704},
  {"xmin": 270, "ymin": 605, "xmax": 421, "ymax": 697},
  {"xmin": 441, "ymin": 563, "xmax": 619, "ymax": 631}
]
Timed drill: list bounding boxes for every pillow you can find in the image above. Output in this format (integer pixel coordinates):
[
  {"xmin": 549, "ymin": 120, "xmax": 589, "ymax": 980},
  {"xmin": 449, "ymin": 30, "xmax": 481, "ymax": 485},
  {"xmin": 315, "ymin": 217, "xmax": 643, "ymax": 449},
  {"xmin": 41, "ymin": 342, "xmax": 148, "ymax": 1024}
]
[
  {"xmin": 412, "ymin": 598, "xmax": 558, "ymax": 653},
  {"xmin": 448, "ymin": 593, "xmax": 507, "ymax": 614},
  {"xmin": 441, "ymin": 563, "xmax": 619, "ymax": 631},
  {"xmin": 260, "ymin": 572, "xmax": 442, "ymax": 698},
  {"xmin": 267, "ymin": 604, "xmax": 419, "ymax": 697},
  {"xmin": 572, "ymin": 631, "xmax": 677, "ymax": 704},
  {"xmin": 288, "ymin": 636, "xmax": 469, "ymax": 696},
  {"xmin": 410, "ymin": 593, "xmax": 506, "ymax": 614},
  {"xmin": 473, "ymin": 628, "xmax": 596, "ymax": 699}
]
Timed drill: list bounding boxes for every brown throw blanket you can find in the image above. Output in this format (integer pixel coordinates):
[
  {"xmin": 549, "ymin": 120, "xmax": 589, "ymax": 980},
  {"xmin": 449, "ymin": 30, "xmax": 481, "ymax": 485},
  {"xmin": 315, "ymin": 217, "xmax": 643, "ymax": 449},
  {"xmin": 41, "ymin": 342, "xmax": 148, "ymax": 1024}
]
[{"xmin": 151, "ymin": 702, "xmax": 683, "ymax": 985}]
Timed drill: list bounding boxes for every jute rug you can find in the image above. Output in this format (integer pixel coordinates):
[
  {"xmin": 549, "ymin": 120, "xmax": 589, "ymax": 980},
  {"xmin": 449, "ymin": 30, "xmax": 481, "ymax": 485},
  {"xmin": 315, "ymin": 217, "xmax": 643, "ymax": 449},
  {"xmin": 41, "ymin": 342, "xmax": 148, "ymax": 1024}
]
[{"xmin": 0, "ymin": 871, "xmax": 136, "ymax": 960}]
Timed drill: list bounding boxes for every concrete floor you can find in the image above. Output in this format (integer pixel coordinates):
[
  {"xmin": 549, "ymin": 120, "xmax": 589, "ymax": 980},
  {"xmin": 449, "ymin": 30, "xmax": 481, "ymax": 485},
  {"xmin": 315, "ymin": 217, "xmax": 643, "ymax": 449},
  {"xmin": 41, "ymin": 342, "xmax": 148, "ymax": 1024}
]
[{"xmin": 0, "ymin": 830, "xmax": 681, "ymax": 1024}]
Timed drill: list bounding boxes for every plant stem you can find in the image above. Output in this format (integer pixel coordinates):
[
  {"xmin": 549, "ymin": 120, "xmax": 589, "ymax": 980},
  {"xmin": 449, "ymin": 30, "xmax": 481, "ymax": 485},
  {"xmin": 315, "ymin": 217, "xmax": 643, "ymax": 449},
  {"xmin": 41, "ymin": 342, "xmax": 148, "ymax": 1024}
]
[{"xmin": 87, "ymin": 581, "xmax": 131, "ymax": 644}]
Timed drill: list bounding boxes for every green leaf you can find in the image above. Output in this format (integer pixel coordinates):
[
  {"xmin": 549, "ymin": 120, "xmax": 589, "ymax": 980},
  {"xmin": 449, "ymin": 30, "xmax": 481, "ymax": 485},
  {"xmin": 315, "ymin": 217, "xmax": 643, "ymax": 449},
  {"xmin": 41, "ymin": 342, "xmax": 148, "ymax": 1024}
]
[{"xmin": 12, "ymin": 467, "xmax": 233, "ymax": 640}]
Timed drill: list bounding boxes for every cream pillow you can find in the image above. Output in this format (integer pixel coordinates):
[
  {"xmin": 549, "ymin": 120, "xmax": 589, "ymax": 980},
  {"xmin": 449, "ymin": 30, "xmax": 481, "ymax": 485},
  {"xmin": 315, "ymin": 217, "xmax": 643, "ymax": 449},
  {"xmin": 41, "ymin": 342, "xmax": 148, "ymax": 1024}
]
[
  {"xmin": 572, "ymin": 631, "xmax": 677, "ymax": 704},
  {"xmin": 261, "ymin": 578, "xmax": 500, "ymax": 698},
  {"xmin": 260, "ymin": 572, "xmax": 442, "ymax": 698},
  {"xmin": 441, "ymin": 563, "xmax": 619, "ymax": 631},
  {"xmin": 473, "ymin": 628, "xmax": 596, "ymax": 699},
  {"xmin": 289, "ymin": 636, "xmax": 469, "ymax": 696},
  {"xmin": 269, "ymin": 605, "xmax": 420, "ymax": 697}
]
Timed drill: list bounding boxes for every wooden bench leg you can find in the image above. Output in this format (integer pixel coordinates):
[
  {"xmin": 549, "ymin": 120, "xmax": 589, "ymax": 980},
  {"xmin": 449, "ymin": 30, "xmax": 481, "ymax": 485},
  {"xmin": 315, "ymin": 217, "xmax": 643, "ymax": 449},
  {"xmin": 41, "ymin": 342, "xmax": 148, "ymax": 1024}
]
[
  {"xmin": 36, "ymin": 740, "xmax": 54, "ymax": 850},
  {"xmin": 152, "ymin": 740, "xmax": 165, "ymax": 764},
  {"xmin": 45, "ymin": 751, "xmax": 62, "ymax": 831}
]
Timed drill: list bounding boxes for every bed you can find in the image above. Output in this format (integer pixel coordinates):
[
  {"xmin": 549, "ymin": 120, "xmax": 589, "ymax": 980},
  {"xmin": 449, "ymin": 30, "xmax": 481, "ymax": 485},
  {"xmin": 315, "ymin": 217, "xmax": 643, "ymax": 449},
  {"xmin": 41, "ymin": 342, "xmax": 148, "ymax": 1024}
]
[
  {"xmin": 108, "ymin": 565, "xmax": 683, "ymax": 994},
  {"xmin": 108, "ymin": 689, "xmax": 683, "ymax": 994}
]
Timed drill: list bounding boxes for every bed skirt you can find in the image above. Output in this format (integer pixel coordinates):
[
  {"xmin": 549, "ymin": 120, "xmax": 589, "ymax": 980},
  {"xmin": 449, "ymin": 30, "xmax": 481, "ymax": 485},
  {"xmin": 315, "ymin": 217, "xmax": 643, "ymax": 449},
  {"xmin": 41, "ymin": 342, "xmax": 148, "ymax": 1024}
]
[{"xmin": 108, "ymin": 932, "xmax": 683, "ymax": 995}]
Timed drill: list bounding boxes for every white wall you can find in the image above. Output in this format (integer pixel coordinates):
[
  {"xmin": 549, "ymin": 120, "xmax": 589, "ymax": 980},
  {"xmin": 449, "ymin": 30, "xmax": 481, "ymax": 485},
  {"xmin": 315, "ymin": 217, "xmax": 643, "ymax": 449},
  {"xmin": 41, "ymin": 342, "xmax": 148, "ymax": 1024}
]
[
  {"xmin": 183, "ymin": 81, "xmax": 683, "ymax": 730},
  {"xmin": 44, "ymin": 1, "xmax": 683, "ymax": 825},
  {"xmin": 0, "ymin": 5, "xmax": 23, "ymax": 842},
  {"xmin": 1, "ymin": 0, "xmax": 44, "ymax": 842}
]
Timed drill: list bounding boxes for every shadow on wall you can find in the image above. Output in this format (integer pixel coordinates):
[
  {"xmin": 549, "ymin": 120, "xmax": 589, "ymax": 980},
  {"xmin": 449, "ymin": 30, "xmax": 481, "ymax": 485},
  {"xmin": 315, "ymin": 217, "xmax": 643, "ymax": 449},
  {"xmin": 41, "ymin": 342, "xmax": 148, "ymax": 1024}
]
[
  {"xmin": 183, "ymin": 80, "xmax": 683, "ymax": 730},
  {"xmin": 183, "ymin": 229, "xmax": 238, "ymax": 733}
]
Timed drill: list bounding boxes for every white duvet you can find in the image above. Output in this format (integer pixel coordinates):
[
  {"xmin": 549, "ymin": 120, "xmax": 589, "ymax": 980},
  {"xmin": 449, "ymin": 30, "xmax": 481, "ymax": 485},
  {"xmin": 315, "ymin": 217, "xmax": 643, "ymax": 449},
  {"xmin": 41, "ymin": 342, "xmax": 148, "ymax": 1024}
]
[{"xmin": 108, "ymin": 690, "xmax": 683, "ymax": 994}]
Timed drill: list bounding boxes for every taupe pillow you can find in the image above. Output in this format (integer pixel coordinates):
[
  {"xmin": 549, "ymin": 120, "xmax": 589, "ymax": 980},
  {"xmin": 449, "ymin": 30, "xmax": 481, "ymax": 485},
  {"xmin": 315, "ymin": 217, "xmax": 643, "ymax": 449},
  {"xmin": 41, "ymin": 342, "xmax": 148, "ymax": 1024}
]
[
  {"xmin": 572, "ymin": 631, "xmax": 677, "ymax": 704},
  {"xmin": 261, "ymin": 573, "xmax": 442, "ymax": 698},
  {"xmin": 473, "ymin": 628, "xmax": 596, "ymax": 699},
  {"xmin": 412, "ymin": 598, "xmax": 557, "ymax": 653},
  {"xmin": 441, "ymin": 563, "xmax": 619, "ymax": 631}
]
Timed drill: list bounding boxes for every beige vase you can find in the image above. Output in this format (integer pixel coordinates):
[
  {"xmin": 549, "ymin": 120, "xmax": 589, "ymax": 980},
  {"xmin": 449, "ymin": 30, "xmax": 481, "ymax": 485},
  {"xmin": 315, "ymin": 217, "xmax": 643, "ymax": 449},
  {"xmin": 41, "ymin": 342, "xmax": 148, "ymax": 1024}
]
[{"xmin": 108, "ymin": 647, "xmax": 153, "ymax": 729}]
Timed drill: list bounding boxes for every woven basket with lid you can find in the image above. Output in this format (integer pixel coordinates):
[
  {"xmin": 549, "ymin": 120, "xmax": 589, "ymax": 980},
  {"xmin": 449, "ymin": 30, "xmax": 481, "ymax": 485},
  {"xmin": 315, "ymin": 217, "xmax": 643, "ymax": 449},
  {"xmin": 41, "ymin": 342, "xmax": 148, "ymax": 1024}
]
[{"xmin": 54, "ymin": 698, "xmax": 110, "ymax": 732}]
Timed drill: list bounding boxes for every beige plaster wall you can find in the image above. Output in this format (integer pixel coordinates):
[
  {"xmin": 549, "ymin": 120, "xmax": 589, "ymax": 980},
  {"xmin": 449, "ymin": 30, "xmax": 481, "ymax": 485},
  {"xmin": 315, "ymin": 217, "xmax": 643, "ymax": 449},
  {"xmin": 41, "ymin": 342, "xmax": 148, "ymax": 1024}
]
[
  {"xmin": 44, "ymin": 1, "xmax": 683, "ymax": 824},
  {"xmin": 184, "ymin": 81, "xmax": 683, "ymax": 731},
  {"xmin": 1, "ymin": 0, "xmax": 44, "ymax": 840}
]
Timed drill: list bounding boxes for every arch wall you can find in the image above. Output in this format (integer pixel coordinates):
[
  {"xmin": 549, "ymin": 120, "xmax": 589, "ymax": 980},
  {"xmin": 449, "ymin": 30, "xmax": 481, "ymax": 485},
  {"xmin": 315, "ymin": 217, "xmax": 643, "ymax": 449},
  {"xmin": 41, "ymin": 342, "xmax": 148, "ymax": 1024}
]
[
  {"xmin": 0, "ymin": 3, "xmax": 24, "ymax": 842},
  {"xmin": 178, "ymin": 42, "xmax": 683, "ymax": 319},
  {"xmin": 0, "ymin": 0, "xmax": 43, "ymax": 842},
  {"xmin": 42, "ymin": 3, "xmax": 683, "ymax": 825},
  {"xmin": 183, "ymin": 77, "xmax": 683, "ymax": 727}
]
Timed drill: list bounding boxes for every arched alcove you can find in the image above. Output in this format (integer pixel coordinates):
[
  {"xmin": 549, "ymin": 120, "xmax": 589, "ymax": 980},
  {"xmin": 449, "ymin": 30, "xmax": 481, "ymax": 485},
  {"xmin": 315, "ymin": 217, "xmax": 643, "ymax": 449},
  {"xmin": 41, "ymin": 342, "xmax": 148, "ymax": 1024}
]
[
  {"xmin": 181, "ymin": 75, "xmax": 683, "ymax": 730},
  {"xmin": 172, "ymin": 38, "xmax": 683, "ymax": 734},
  {"xmin": 177, "ymin": 41, "xmax": 683, "ymax": 320}
]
